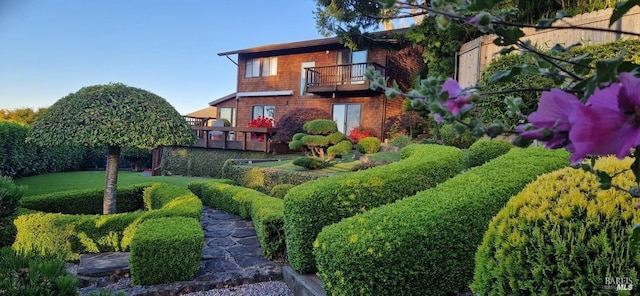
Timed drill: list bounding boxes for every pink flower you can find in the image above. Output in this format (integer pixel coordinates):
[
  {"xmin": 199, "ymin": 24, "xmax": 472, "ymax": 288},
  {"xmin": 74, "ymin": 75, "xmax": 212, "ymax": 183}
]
[
  {"xmin": 570, "ymin": 73, "xmax": 640, "ymax": 162},
  {"xmin": 441, "ymin": 78, "xmax": 471, "ymax": 116},
  {"xmin": 527, "ymin": 89, "xmax": 582, "ymax": 150}
]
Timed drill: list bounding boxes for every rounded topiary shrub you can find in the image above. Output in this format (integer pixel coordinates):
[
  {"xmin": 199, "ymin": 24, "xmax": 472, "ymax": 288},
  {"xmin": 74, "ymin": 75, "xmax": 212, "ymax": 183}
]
[
  {"xmin": 269, "ymin": 184, "xmax": 296, "ymax": 199},
  {"xmin": 292, "ymin": 157, "xmax": 324, "ymax": 170},
  {"xmin": 466, "ymin": 139, "xmax": 513, "ymax": 168},
  {"xmin": 357, "ymin": 137, "xmax": 381, "ymax": 154},
  {"xmin": 472, "ymin": 156, "xmax": 640, "ymax": 295},
  {"xmin": 303, "ymin": 119, "xmax": 338, "ymax": 135}
]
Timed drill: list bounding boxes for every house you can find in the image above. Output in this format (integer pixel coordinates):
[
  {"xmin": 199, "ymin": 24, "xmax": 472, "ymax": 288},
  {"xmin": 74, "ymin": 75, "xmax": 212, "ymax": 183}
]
[{"xmin": 208, "ymin": 31, "xmax": 424, "ymax": 143}]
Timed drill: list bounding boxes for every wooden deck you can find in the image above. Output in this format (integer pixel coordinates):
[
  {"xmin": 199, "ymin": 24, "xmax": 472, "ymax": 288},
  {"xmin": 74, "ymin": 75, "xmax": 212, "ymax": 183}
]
[{"xmin": 189, "ymin": 125, "xmax": 279, "ymax": 153}]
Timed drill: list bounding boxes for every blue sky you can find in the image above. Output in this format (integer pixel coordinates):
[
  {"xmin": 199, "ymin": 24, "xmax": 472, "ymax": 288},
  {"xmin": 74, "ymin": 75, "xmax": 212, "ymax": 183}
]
[{"xmin": 0, "ymin": 1, "xmax": 331, "ymax": 114}]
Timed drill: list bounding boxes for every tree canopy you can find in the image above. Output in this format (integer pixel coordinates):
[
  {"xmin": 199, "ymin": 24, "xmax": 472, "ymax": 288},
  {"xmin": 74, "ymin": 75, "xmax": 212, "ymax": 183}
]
[{"xmin": 29, "ymin": 83, "xmax": 195, "ymax": 149}]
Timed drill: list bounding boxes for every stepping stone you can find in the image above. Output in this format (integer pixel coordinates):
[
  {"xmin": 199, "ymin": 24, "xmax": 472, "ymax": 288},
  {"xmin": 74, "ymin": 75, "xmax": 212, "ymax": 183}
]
[{"xmin": 77, "ymin": 252, "xmax": 130, "ymax": 277}]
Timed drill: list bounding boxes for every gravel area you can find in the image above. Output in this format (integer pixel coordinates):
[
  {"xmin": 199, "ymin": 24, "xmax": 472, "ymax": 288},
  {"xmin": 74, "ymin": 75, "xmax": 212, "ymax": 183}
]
[{"xmin": 182, "ymin": 281, "xmax": 293, "ymax": 296}]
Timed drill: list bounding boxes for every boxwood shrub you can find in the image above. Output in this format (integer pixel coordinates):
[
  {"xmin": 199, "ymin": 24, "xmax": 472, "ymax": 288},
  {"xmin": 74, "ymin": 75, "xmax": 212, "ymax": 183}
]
[
  {"xmin": 188, "ymin": 181, "xmax": 285, "ymax": 259},
  {"xmin": 20, "ymin": 183, "xmax": 150, "ymax": 214},
  {"xmin": 222, "ymin": 160, "xmax": 328, "ymax": 193},
  {"xmin": 14, "ymin": 183, "xmax": 203, "ymax": 262},
  {"xmin": 356, "ymin": 137, "xmax": 381, "ymax": 154},
  {"xmin": 161, "ymin": 146, "xmax": 275, "ymax": 178},
  {"xmin": 472, "ymin": 156, "xmax": 640, "ymax": 295},
  {"xmin": 465, "ymin": 138, "xmax": 513, "ymax": 168},
  {"xmin": 284, "ymin": 144, "xmax": 465, "ymax": 273},
  {"xmin": 129, "ymin": 217, "xmax": 203, "ymax": 285},
  {"xmin": 313, "ymin": 147, "xmax": 569, "ymax": 295}
]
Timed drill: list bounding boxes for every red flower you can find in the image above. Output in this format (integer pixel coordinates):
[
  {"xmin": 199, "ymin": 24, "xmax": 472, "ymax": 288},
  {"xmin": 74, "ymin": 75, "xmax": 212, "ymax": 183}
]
[
  {"xmin": 248, "ymin": 116, "xmax": 275, "ymax": 128},
  {"xmin": 349, "ymin": 126, "xmax": 375, "ymax": 143}
]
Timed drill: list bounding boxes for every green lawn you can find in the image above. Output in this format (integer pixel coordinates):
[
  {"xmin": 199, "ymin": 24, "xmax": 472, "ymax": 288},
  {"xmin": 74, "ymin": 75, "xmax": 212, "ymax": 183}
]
[{"xmin": 14, "ymin": 171, "xmax": 211, "ymax": 196}]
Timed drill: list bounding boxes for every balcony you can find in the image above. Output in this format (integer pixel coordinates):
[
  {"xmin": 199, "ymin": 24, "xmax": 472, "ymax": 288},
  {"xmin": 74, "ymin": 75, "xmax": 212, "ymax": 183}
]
[
  {"xmin": 183, "ymin": 116, "xmax": 280, "ymax": 153},
  {"xmin": 305, "ymin": 62, "xmax": 385, "ymax": 97}
]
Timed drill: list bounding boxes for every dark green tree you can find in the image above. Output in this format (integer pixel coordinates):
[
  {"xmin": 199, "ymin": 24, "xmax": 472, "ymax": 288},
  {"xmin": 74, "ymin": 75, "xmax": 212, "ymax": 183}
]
[{"xmin": 28, "ymin": 83, "xmax": 196, "ymax": 214}]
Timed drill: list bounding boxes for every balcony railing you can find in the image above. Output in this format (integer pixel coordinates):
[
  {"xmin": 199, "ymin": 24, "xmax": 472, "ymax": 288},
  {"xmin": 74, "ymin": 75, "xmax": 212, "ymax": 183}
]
[
  {"xmin": 183, "ymin": 116, "xmax": 279, "ymax": 153},
  {"xmin": 305, "ymin": 62, "xmax": 385, "ymax": 96}
]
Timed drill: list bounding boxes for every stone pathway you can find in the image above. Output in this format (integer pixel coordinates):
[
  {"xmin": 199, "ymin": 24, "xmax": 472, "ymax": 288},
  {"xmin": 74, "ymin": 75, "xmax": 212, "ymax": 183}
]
[{"xmin": 76, "ymin": 206, "xmax": 286, "ymax": 295}]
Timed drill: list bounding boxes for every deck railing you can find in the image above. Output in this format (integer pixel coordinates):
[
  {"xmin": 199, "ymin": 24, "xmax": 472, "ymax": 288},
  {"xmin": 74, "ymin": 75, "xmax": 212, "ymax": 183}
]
[
  {"xmin": 183, "ymin": 116, "xmax": 278, "ymax": 153},
  {"xmin": 305, "ymin": 62, "xmax": 385, "ymax": 88}
]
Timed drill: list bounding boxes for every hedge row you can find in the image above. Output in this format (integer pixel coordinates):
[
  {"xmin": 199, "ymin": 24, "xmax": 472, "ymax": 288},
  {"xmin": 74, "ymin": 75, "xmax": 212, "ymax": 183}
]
[
  {"xmin": 130, "ymin": 217, "xmax": 203, "ymax": 285},
  {"xmin": 20, "ymin": 183, "xmax": 150, "ymax": 214},
  {"xmin": 465, "ymin": 138, "xmax": 513, "ymax": 168},
  {"xmin": 222, "ymin": 160, "xmax": 328, "ymax": 193},
  {"xmin": 284, "ymin": 144, "xmax": 466, "ymax": 273},
  {"xmin": 313, "ymin": 147, "xmax": 569, "ymax": 295},
  {"xmin": 0, "ymin": 121, "xmax": 85, "ymax": 178},
  {"xmin": 188, "ymin": 180, "xmax": 285, "ymax": 259},
  {"xmin": 161, "ymin": 147, "xmax": 276, "ymax": 178},
  {"xmin": 14, "ymin": 183, "xmax": 203, "ymax": 263}
]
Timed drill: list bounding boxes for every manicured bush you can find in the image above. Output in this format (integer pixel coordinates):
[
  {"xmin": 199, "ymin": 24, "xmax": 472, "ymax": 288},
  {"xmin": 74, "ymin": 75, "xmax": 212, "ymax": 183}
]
[
  {"xmin": 14, "ymin": 183, "xmax": 203, "ymax": 261},
  {"xmin": 357, "ymin": 137, "xmax": 381, "ymax": 154},
  {"xmin": 20, "ymin": 183, "xmax": 150, "ymax": 214},
  {"xmin": 0, "ymin": 176, "xmax": 24, "ymax": 247},
  {"xmin": 270, "ymin": 184, "xmax": 296, "ymax": 199},
  {"xmin": 222, "ymin": 160, "xmax": 327, "ymax": 193},
  {"xmin": 284, "ymin": 144, "xmax": 466, "ymax": 273},
  {"xmin": 0, "ymin": 247, "xmax": 79, "ymax": 295},
  {"xmin": 303, "ymin": 119, "xmax": 338, "ymax": 135},
  {"xmin": 465, "ymin": 138, "xmax": 513, "ymax": 168},
  {"xmin": 161, "ymin": 146, "xmax": 274, "ymax": 178},
  {"xmin": 288, "ymin": 139, "xmax": 305, "ymax": 150},
  {"xmin": 327, "ymin": 140, "xmax": 353, "ymax": 157},
  {"xmin": 472, "ymin": 156, "xmax": 640, "ymax": 295},
  {"xmin": 313, "ymin": 147, "xmax": 569, "ymax": 295},
  {"xmin": 188, "ymin": 181, "xmax": 285, "ymax": 259},
  {"xmin": 293, "ymin": 156, "xmax": 325, "ymax": 170},
  {"xmin": 438, "ymin": 123, "xmax": 476, "ymax": 149},
  {"xmin": 300, "ymin": 135, "xmax": 329, "ymax": 147},
  {"xmin": 272, "ymin": 108, "xmax": 331, "ymax": 143},
  {"xmin": 129, "ymin": 217, "xmax": 203, "ymax": 285},
  {"xmin": 326, "ymin": 131, "xmax": 345, "ymax": 144},
  {"xmin": 389, "ymin": 135, "xmax": 411, "ymax": 148}
]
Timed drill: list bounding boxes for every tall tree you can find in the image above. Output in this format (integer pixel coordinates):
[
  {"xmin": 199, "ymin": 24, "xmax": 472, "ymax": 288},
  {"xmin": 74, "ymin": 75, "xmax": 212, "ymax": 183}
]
[{"xmin": 28, "ymin": 83, "xmax": 196, "ymax": 214}]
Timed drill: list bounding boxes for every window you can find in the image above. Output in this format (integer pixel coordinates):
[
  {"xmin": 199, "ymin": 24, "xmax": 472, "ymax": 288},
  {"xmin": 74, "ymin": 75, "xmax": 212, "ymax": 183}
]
[
  {"xmin": 333, "ymin": 104, "xmax": 361, "ymax": 134},
  {"xmin": 219, "ymin": 107, "xmax": 236, "ymax": 127},
  {"xmin": 252, "ymin": 105, "xmax": 275, "ymax": 120},
  {"xmin": 245, "ymin": 57, "xmax": 278, "ymax": 77}
]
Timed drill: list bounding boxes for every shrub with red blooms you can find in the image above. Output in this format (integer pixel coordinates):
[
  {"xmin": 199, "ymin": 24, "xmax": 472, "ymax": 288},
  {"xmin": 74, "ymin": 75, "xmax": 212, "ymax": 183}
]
[
  {"xmin": 248, "ymin": 116, "xmax": 274, "ymax": 128},
  {"xmin": 348, "ymin": 126, "xmax": 376, "ymax": 143},
  {"xmin": 248, "ymin": 116, "xmax": 274, "ymax": 141},
  {"xmin": 272, "ymin": 108, "xmax": 331, "ymax": 143}
]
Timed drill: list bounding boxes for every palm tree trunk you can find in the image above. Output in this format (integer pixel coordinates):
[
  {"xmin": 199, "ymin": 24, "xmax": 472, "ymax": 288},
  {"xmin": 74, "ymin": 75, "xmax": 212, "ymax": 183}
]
[{"xmin": 104, "ymin": 146, "xmax": 121, "ymax": 214}]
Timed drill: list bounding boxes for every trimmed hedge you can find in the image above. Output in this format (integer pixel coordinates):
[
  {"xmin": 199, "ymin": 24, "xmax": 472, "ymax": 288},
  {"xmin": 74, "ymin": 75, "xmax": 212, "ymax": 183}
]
[
  {"xmin": 0, "ymin": 176, "xmax": 24, "ymax": 247},
  {"xmin": 161, "ymin": 146, "xmax": 275, "ymax": 178},
  {"xmin": 472, "ymin": 156, "xmax": 640, "ymax": 295},
  {"xmin": 130, "ymin": 217, "xmax": 203, "ymax": 285},
  {"xmin": 14, "ymin": 183, "xmax": 203, "ymax": 261},
  {"xmin": 284, "ymin": 144, "xmax": 466, "ymax": 273},
  {"xmin": 222, "ymin": 160, "xmax": 329, "ymax": 193},
  {"xmin": 20, "ymin": 183, "xmax": 150, "ymax": 214},
  {"xmin": 465, "ymin": 138, "xmax": 513, "ymax": 168},
  {"xmin": 313, "ymin": 147, "xmax": 569, "ymax": 295},
  {"xmin": 270, "ymin": 184, "xmax": 296, "ymax": 199},
  {"xmin": 0, "ymin": 121, "xmax": 85, "ymax": 178},
  {"xmin": 188, "ymin": 181, "xmax": 285, "ymax": 259}
]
